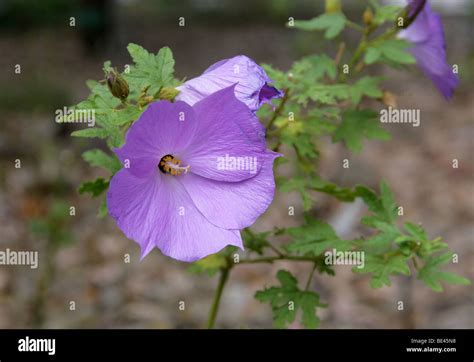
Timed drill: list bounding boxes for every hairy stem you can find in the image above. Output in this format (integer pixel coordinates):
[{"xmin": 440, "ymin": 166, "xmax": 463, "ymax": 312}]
[{"xmin": 206, "ymin": 266, "xmax": 230, "ymax": 329}]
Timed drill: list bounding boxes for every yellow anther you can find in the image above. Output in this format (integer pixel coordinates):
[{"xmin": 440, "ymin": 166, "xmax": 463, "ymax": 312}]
[{"xmin": 158, "ymin": 154, "xmax": 190, "ymax": 176}]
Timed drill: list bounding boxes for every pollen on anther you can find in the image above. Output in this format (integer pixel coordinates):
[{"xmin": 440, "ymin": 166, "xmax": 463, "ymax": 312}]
[{"xmin": 158, "ymin": 154, "xmax": 190, "ymax": 176}]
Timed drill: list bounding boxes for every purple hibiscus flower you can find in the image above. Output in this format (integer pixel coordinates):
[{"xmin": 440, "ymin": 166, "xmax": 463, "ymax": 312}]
[
  {"xmin": 107, "ymin": 86, "xmax": 279, "ymax": 262},
  {"xmin": 176, "ymin": 55, "xmax": 284, "ymax": 112},
  {"xmin": 398, "ymin": 0, "xmax": 459, "ymax": 99}
]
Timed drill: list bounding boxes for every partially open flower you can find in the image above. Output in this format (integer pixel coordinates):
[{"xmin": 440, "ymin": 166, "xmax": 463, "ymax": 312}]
[
  {"xmin": 107, "ymin": 86, "xmax": 280, "ymax": 262},
  {"xmin": 176, "ymin": 55, "xmax": 283, "ymax": 112},
  {"xmin": 398, "ymin": 0, "xmax": 459, "ymax": 99}
]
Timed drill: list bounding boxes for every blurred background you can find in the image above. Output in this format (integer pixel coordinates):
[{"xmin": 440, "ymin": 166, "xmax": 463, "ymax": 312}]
[{"xmin": 0, "ymin": 0, "xmax": 473, "ymax": 328}]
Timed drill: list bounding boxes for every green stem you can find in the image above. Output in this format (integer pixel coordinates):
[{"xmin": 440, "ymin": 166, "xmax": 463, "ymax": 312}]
[
  {"xmin": 239, "ymin": 254, "xmax": 324, "ymax": 264},
  {"xmin": 245, "ymin": 228, "xmax": 284, "ymax": 256},
  {"xmin": 345, "ymin": 20, "xmax": 365, "ymax": 32},
  {"xmin": 305, "ymin": 263, "xmax": 318, "ymax": 290},
  {"xmin": 206, "ymin": 267, "xmax": 230, "ymax": 329}
]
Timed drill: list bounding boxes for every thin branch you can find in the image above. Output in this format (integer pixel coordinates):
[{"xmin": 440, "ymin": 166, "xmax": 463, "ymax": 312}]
[
  {"xmin": 345, "ymin": 20, "xmax": 365, "ymax": 33},
  {"xmin": 206, "ymin": 267, "xmax": 230, "ymax": 329},
  {"xmin": 305, "ymin": 263, "xmax": 318, "ymax": 290},
  {"xmin": 239, "ymin": 255, "xmax": 324, "ymax": 265}
]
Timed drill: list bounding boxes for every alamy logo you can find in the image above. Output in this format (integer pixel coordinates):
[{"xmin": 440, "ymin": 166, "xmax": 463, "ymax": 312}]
[
  {"xmin": 0, "ymin": 248, "xmax": 38, "ymax": 269},
  {"xmin": 18, "ymin": 337, "xmax": 56, "ymax": 355},
  {"xmin": 380, "ymin": 106, "xmax": 420, "ymax": 127},
  {"xmin": 55, "ymin": 107, "xmax": 95, "ymax": 127},
  {"xmin": 217, "ymin": 154, "xmax": 258, "ymax": 174},
  {"xmin": 324, "ymin": 248, "xmax": 365, "ymax": 269}
]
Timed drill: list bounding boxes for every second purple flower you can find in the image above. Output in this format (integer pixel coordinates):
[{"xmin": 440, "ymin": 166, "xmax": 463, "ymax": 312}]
[
  {"xmin": 176, "ymin": 55, "xmax": 284, "ymax": 112},
  {"xmin": 399, "ymin": 0, "xmax": 459, "ymax": 99}
]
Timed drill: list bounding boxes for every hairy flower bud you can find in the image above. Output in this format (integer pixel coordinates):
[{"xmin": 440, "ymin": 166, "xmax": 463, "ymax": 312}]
[
  {"xmin": 158, "ymin": 87, "xmax": 180, "ymax": 101},
  {"xmin": 106, "ymin": 68, "xmax": 129, "ymax": 100},
  {"xmin": 325, "ymin": 0, "xmax": 341, "ymax": 13},
  {"xmin": 363, "ymin": 7, "xmax": 374, "ymax": 26}
]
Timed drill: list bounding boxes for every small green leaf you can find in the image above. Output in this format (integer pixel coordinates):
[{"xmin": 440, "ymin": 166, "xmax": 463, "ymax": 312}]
[
  {"xmin": 82, "ymin": 149, "xmax": 122, "ymax": 174},
  {"xmin": 380, "ymin": 180, "xmax": 397, "ymax": 223},
  {"xmin": 292, "ymin": 55, "xmax": 337, "ymax": 81},
  {"xmin": 367, "ymin": 39, "xmax": 416, "ymax": 65},
  {"xmin": 98, "ymin": 198, "xmax": 108, "ymax": 218},
  {"xmin": 103, "ymin": 60, "xmax": 113, "ymax": 73},
  {"xmin": 373, "ymin": 4, "xmax": 402, "ymax": 25},
  {"xmin": 293, "ymin": 13, "xmax": 346, "ymax": 39},
  {"xmin": 109, "ymin": 106, "xmax": 143, "ymax": 126},
  {"xmin": 310, "ymin": 177, "xmax": 357, "ymax": 202},
  {"xmin": 355, "ymin": 185, "xmax": 383, "ymax": 215},
  {"xmin": 355, "ymin": 182, "xmax": 398, "ymax": 224},
  {"xmin": 261, "ymin": 64, "xmax": 289, "ymax": 89},
  {"xmin": 71, "ymin": 127, "xmax": 109, "ymax": 139},
  {"xmin": 78, "ymin": 178, "xmax": 109, "ymax": 197},
  {"xmin": 294, "ymin": 83, "xmax": 350, "ymax": 106},
  {"xmin": 404, "ymin": 222, "xmax": 428, "ymax": 241},
  {"xmin": 364, "ymin": 47, "xmax": 382, "ymax": 64},
  {"xmin": 418, "ymin": 252, "xmax": 471, "ymax": 292},
  {"xmin": 188, "ymin": 254, "xmax": 228, "ymax": 276}
]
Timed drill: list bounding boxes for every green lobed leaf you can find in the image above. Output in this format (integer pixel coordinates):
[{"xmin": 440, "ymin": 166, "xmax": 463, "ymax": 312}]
[
  {"xmin": 371, "ymin": 2, "xmax": 403, "ymax": 25},
  {"xmin": 125, "ymin": 43, "xmax": 175, "ymax": 95},
  {"xmin": 417, "ymin": 252, "xmax": 471, "ymax": 292},
  {"xmin": 278, "ymin": 177, "xmax": 315, "ymax": 211},
  {"xmin": 293, "ymin": 83, "xmax": 350, "ymax": 106},
  {"xmin": 350, "ymin": 76, "xmax": 384, "ymax": 105},
  {"xmin": 310, "ymin": 177, "xmax": 357, "ymax": 202},
  {"xmin": 242, "ymin": 230, "xmax": 270, "ymax": 255},
  {"xmin": 82, "ymin": 149, "xmax": 122, "ymax": 174},
  {"xmin": 292, "ymin": 55, "xmax": 337, "ymax": 81},
  {"xmin": 286, "ymin": 218, "xmax": 351, "ymax": 256},
  {"xmin": 365, "ymin": 39, "xmax": 416, "ymax": 66},
  {"xmin": 355, "ymin": 181, "xmax": 397, "ymax": 224},
  {"xmin": 293, "ymin": 12, "xmax": 347, "ymax": 39},
  {"xmin": 364, "ymin": 47, "xmax": 382, "ymax": 65},
  {"xmin": 332, "ymin": 109, "xmax": 390, "ymax": 152},
  {"xmin": 78, "ymin": 178, "xmax": 109, "ymax": 197},
  {"xmin": 255, "ymin": 270, "xmax": 326, "ymax": 328},
  {"xmin": 353, "ymin": 254, "xmax": 411, "ymax": 288}
]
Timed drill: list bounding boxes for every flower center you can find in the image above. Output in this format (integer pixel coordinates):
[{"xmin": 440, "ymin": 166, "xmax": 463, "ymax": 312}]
[{"xmin": 158, "ymin": 154, "xmax": 190, "ymax": 176}]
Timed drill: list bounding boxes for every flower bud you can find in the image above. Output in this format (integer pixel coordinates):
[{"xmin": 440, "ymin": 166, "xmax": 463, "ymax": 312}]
[
  {"xmin": 158, "ymin": 87, "xmax": 180, "ymax": 101},
  {"xmin": 106, "ymin": 68, "xmax": 129, "ymax": 100},
  {"xmin": 325, "ymin": 0, "xmax": 341, "ymax": 13},
  {"xmin": 382, "ymin": 90, "xmax": 397, "ymax": 108},
  {"xmin": 363, "ymin": 7, "xmax": 374, "ymax": 26}
]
